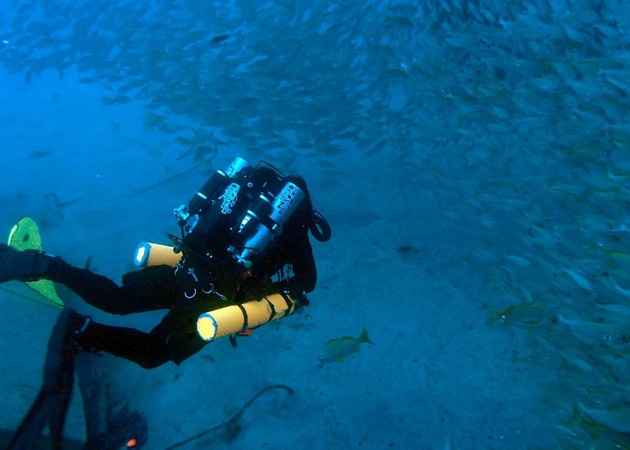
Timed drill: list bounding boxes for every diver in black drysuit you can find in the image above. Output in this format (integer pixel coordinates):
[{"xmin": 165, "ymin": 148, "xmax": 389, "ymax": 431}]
[{"xmin": 0, "ymin": 169, "xmax": 330, "ymax": 369}]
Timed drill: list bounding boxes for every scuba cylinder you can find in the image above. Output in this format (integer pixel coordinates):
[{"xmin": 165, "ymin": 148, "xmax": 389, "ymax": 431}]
[
  {"xmin": 232, "ymin": 181, "xmax": 306, "ymax": 268},
  {"xmin": 196, "ymin": 293, "xmax": 298, "ymax": 342}
]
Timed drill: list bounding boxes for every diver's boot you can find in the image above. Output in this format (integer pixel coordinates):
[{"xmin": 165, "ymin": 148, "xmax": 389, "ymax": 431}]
[{"xmin": 0, "ymin": 243, "xmax": 62, "ymax": 283}]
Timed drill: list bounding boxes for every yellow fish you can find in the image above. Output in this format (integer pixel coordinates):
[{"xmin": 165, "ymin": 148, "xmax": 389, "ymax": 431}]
[{"xmin": 320, "ymin": 329, "xmax": 373, "ymax": 363}]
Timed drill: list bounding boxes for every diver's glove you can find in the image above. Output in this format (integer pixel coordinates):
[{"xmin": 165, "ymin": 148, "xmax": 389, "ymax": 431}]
[{"xmin": 0, "ymin": 244, "xmax": 62, "ymax": 283}]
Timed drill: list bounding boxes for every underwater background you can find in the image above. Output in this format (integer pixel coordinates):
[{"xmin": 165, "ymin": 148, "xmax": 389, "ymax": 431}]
[{"xmin": 1, "ymin": 0, "xmax": 630, "ymax": 448}]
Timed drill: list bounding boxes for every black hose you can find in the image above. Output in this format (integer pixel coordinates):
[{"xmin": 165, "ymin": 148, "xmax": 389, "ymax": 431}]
[{"xmin": 163, "ymin": 384, "xmax": 295, "ymax": 450}]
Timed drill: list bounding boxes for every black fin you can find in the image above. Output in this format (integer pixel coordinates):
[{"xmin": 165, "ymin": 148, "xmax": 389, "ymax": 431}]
[{"xmin": 8, "ymin": 309, "xmax": 81, "ymax": 449}]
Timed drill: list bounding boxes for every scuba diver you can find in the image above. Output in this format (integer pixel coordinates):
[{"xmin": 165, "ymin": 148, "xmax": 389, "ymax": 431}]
[
  {"xmin": 0, "ymin": 157, "xmax": 331, "ymax": 369},
  {"xmin": 5, "ymin": 157, "xmax": 331, "ymax": 449}
]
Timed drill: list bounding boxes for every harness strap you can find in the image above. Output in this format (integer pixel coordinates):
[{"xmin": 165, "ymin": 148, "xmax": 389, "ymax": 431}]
[{"xmin": 237, "ymin": 304, "xmax": 249, "ymax": 331}]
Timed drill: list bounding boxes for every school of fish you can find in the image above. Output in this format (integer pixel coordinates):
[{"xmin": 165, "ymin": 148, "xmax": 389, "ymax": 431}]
[{"xmin": 2, "ymin": 0, "xmax": 630, "ymax": 447}]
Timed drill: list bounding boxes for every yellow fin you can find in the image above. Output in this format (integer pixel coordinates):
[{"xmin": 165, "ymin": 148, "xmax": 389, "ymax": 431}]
[{"xmin": 7, "ymin": 217, "xmax": 64, "ymax": 308}]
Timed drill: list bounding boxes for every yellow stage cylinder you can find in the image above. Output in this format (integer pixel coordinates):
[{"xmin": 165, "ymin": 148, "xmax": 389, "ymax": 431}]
[
  {"xmin": 197, "ymin": 293, "xmax": 297, "ymax": 342},
  {"xmin": 133, "ymin": 242, "xmax": 182, "ymax": 267}
]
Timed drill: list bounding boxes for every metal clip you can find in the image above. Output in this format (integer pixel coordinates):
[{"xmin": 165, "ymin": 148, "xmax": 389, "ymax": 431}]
[{"xmin": 202, "ymin": 283, "xmax": 227, "ymax": 301}]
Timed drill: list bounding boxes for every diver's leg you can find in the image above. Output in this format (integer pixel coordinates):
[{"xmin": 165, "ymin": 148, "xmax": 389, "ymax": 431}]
[
  {"xmin": 0, "ymin": 244, "xmax": 179, "ymax": 314},
  {"xmin": 78, "ymin": 304, "xmax": 208, "ymax": 369},
  {"xmin": 51, "ymin": 264, "xmax": 180, "ymax": 315},
  {"xmin": 147, "ymin": 306, "xmax": 209, "ymax": 366},
  {"xmin": 0, "ymin": 244, "xmax": 59, "ymax": 283},
  {"xmin": 77, "ymin": 321, "xmax": 171, "ymax": 369}
]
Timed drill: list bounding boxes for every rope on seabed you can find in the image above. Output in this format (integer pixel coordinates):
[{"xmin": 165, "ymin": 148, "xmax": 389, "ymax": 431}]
[{"xmin": 163, "ymin": 384, "xmax": 295, "ymax": 450}]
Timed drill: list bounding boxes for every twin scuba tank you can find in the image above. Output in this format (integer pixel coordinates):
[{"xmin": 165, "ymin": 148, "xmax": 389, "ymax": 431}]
[{"xmin": 171, "ymin": 157, "xmax": 306, "ymax": 272}]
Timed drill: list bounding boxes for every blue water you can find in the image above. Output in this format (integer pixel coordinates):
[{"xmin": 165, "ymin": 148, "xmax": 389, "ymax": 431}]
[{"xmin": 1, "ymin": 1, "xmax": 630, "ymax": 449}]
